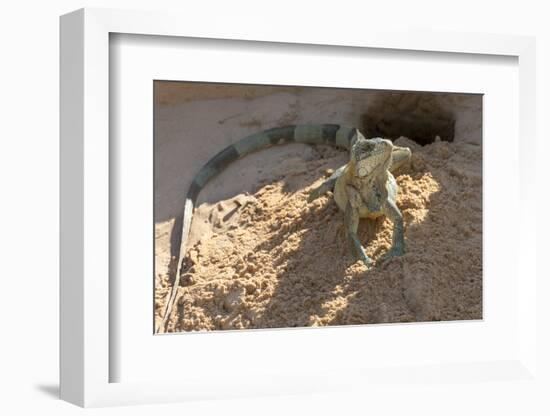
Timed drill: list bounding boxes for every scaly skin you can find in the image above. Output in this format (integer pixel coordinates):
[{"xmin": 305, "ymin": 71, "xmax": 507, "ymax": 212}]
[{"xmin": 158, "ymin": 124, "xmax": 411, "ymax": 333}]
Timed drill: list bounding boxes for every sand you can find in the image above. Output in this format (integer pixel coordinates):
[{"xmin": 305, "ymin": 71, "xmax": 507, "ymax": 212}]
[{"xmin": 154, "ymin": 137, "xmax": 482, "ymax": 332}]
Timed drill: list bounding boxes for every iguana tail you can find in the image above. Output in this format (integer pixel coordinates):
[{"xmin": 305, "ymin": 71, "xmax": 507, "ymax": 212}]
[{"xmin": 157, "ymin": 124, "xmax": 358, "ymax": 333}]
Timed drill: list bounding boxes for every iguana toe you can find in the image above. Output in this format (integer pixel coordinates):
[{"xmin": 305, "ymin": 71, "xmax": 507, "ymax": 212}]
[
  {"xmin": 359, "ymin": 254, "xmax": 373, "ymax": 266},
  {"xmin": 381, "ymin": 246, "xmax": 405, "ymax": 262},
  {"xmin": 353, "ymin": 246, "xmax": 373, "ymax": 266}
]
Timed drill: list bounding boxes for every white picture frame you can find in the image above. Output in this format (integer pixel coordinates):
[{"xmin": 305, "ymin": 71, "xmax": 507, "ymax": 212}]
[{"xmin": 60, "ymin": 7, "xmax": 539, "ymax": 408}]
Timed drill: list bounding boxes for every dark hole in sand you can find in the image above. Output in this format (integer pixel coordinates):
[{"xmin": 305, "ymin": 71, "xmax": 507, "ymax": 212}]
[{"xmin": 362, "ymin": 92, "xmax": 456, "ymax": 145}]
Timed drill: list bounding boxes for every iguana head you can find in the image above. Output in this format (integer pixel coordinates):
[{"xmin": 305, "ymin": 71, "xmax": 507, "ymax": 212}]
[{"xmin": 351, "ymin": 132, "xmax": 394, "ymax": 179}]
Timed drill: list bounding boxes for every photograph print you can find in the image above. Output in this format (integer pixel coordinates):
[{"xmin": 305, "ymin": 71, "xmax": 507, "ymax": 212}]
[{"xmin": 154, "ymin": 81, "xmax": 482, "ymax": 334}]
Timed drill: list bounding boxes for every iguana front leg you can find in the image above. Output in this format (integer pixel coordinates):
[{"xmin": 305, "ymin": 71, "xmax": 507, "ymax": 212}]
[
  {"xmin": 307, "ymin": 165, "xmax": 346, "ymax": 202},
  {"xmin": 344, "ymin": 186, "xmax": 372, "ymax": 266},
  {"xmin": 382, "ymin": 198, "xmax": 405, "ymax": 259}
]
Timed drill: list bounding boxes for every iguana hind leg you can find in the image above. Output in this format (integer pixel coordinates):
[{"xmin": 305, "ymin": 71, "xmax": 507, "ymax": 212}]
[{"xmin": 344, "ymin": 202, "xmax": 372, "ymax": 266}]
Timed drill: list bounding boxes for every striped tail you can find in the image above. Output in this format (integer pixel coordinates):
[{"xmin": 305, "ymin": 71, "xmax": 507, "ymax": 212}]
[{"xmin": 157, "ymin": 124, "xmax": 358, "ymax": 333}]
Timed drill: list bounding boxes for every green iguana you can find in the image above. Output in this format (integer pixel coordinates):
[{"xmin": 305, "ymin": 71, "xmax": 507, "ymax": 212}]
[{"xmin": 158, "ymin": 124, "xmax": 411, "ymax": 333}]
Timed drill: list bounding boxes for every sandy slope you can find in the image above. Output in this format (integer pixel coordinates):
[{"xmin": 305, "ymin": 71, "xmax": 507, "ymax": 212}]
[{"xmin": 155, "ymin": 137, "xmax": 482, "ymax": 332}]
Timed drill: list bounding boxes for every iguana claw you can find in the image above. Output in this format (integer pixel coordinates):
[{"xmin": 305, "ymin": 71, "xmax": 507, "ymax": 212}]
[
  {"xmin": 380, "ymin": 246, "xmax": 405, "ymax": 262},
  {"xmin": 356, "ymin": 251, "xmax": 373, "ymax": 266}
]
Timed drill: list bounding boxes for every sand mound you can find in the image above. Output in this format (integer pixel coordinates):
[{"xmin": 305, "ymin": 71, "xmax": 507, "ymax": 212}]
[{"xmin": 155, "ymin": 138, "xmax": 482, "ymax": 332}]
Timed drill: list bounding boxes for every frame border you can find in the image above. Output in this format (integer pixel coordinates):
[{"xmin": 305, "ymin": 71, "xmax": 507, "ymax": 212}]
[{"xmin": 60, "ymin": 7, "xmax": 537, "ymax": 407}]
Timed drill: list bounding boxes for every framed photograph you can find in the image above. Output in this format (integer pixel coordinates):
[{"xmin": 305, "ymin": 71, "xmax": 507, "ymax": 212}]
[
  {"xmin": 60, "ymin": 8, "xmax": 538, "ymax": 408},
  {"xmin": 152, "ymin": 81, "xmax": 483, "ymax": 335}
]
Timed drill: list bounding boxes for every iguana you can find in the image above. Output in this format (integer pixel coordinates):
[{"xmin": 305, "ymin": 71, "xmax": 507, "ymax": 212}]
[{"xmin": 158, "ymin": 124, "xmax": 411, "ymax": 333}]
